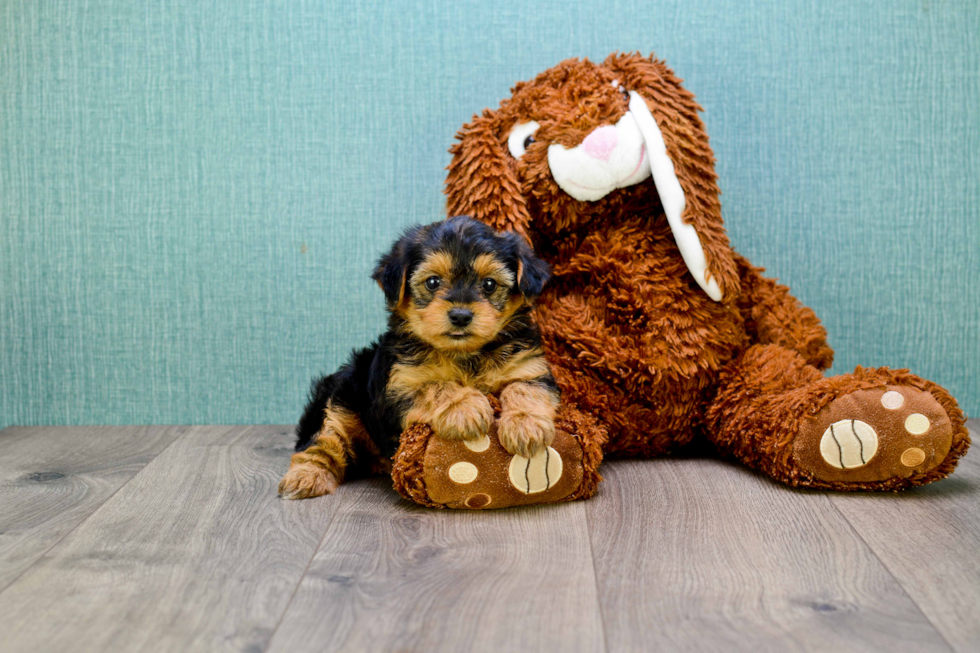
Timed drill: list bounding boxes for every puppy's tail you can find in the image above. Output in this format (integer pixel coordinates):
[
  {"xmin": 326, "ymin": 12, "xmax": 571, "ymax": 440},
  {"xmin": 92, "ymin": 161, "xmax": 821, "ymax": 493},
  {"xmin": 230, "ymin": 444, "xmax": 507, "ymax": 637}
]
[{"xmin": 295, "ymin": 373, "xmax": 342, "ymax": 451}]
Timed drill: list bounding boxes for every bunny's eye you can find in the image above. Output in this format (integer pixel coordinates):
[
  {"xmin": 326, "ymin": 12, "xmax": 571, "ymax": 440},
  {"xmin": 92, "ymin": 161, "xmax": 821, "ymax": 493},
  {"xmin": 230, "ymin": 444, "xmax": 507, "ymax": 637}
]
[
  {"xmin": 507, "ymin": 121, "xmax": 541, "ymax": 158},
  {"xmin": 612, "ymin": 80, "xmax": 629, "ymax": 103}
]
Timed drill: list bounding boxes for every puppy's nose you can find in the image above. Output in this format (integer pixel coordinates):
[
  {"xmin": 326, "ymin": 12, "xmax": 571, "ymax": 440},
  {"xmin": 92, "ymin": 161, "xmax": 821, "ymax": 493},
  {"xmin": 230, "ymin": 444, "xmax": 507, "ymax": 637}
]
[
  {"xmin": 448, "ymin": 308, "xmax": 473, "ymax": 327},
  {"xmin": 582, "ymin": 125, "xmax": 618, "ymax": 161}
]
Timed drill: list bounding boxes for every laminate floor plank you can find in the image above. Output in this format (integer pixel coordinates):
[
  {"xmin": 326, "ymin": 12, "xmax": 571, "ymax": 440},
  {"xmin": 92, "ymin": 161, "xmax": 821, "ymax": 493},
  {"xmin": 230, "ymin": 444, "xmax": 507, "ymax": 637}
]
[
  {"xmin": 0, "ymin": 425, "xmax": 338, "ymax": 653},
  {"xmin": 0, "ymin": 425, "xmax": 185, "ymax": 591},
  {"xmin": 266, "ymin": 478, "xmax": 605, "ymax": 653},
  {"xmin": 586, "ymin": 455, "xmax": 952, "ymax": 653},
  {"xmin": 829, "ymin": 419, "xmax": 980, "ymax": 652}
]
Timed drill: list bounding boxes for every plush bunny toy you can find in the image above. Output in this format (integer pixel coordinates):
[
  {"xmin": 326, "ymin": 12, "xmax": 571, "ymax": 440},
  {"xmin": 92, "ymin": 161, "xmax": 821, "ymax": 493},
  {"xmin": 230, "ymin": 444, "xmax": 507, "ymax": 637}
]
[{"xmin": 439, "ymin": 53, "xmax": 969, "ymax": 491}]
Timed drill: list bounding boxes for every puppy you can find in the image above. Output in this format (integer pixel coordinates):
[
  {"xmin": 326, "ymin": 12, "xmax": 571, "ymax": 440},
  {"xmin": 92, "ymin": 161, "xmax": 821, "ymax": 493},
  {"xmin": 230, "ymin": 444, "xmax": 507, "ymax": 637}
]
[{"xmin": 278, "ymin": 215, "xmax": 558, "ymax": 499}]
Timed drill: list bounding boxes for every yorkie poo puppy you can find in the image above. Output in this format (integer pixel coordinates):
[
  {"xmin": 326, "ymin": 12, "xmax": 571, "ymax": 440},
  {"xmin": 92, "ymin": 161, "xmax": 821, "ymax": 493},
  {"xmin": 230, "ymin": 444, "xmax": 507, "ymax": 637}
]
[{"xmin": 278, "ymin": 215, "xmax": 558, "ymax": 499}]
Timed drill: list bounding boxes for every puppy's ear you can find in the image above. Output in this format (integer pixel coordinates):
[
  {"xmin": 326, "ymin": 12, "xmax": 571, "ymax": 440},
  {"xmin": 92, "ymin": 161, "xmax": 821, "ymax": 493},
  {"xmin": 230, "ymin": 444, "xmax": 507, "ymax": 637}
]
[
  {"xmin": 603, "ymin": 52, "xmax": 740, "ymax": 303},
  {"xmin": 445, "ymin": 111, "xmax": 534, "ymax": 244},
  {"xmin": 505, "ymin": 232, "xmax": 550, "ymax": 300},
  {"xmin": 372, "ymin": 227, "xmax": 419, "ymax": 308}
]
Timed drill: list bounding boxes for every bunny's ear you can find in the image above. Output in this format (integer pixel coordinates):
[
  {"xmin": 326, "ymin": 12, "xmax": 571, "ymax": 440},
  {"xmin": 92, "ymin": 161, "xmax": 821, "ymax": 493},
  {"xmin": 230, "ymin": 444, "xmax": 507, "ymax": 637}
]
[
  {"xmin": 445, "ymin": 111, "xmax": 534, "ymax": 244},
  {"xmin": 605, "ymin": 52, "xmax": 740, "ymax": 303}
]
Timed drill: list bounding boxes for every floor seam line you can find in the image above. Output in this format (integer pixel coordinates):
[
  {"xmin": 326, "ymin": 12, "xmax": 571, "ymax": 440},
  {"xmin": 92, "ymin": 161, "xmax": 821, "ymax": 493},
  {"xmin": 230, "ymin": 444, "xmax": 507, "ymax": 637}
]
[
  {"xmin": 261, "ymin": 490, "xmax": 344, "ymax": 653},
  {"xmin": 826, "ymin": 495, "xmax": 958, "ymax": 653},
  {"xmin": 584, "ymin": 491, "xmax": 612, "ymax": 653},
  {"xmin": 0, "ymin": 425, "xmax": 188, "ymax": 597}
]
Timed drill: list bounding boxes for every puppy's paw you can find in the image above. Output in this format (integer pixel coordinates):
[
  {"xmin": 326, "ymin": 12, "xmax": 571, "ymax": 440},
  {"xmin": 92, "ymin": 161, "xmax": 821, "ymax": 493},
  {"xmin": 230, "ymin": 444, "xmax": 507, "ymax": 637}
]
[
  {"xmin": 498, "ymin": 410, "xmax": 555, "ymax": 458},
  {"xmin": 278, "ymin": 463, "xmax": 340, "ymax": 500},
  {"xmin": 432, "ymin": 387, "xmax": 494, "ymax": 441}
]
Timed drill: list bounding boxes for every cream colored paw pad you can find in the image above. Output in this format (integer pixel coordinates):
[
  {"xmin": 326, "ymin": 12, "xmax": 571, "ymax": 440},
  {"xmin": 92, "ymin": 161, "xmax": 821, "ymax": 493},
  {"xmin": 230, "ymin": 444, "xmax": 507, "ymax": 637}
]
[
  {"xmin": 463, "ymin": 434, "xmax": 491, "ymax": 452},
  {"xmin": 820, "ymin": 420, "xmax": 879, "ymax": 469},
  {"xmin": 880, "ymin": 391, "xmax": 905, "ymax": 410},
  {"xmin": 448, "ymin": 462, "xmax": 479, "ymax": 484},
  {"xmin": 904, "ymin": 413, "xmax": 930, "ymax": 435},
  {"xmin": 901, "ymin": 447, "xmax": 926, "ymax": 467},
  {"xmin": 509, "ymin": 447, "xmax": 563, "ymax": 494}
]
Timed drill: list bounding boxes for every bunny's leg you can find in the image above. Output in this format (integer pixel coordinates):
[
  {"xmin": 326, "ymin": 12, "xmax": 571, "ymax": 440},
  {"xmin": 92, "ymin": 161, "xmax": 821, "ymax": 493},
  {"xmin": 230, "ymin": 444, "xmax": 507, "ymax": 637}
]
[{"xmin": 704, "ymin": 344, "xmax": 969, "ymax": 490}]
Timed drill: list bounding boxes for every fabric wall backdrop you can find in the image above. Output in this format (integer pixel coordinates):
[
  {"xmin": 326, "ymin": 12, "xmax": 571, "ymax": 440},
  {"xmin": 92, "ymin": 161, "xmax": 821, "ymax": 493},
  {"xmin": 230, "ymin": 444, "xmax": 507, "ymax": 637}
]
[{"xmin": 1, "ymin": 0, "xmax": 978, "ymax": 429}]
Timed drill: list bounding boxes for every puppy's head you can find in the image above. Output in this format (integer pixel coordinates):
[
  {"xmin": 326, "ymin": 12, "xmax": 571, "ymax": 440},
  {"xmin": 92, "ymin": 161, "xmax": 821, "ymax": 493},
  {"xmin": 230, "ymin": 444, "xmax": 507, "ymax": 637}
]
[{"xmin": 372, "ymin": 216, "xmax": 549, "ymax": 353}]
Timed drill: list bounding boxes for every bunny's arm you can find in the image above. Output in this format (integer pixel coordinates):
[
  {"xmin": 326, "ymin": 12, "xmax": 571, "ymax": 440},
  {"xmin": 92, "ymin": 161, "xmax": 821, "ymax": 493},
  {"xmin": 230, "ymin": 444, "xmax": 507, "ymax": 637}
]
[{"xmin": 734, "ymin": 254, "xmax": 834, "ymax": 371}]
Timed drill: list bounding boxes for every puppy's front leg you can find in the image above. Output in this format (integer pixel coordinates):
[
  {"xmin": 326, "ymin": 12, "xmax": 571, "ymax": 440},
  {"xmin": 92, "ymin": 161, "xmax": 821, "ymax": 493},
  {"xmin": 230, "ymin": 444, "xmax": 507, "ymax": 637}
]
[
  {"xmin": 498, "ymin": 381, "xmax": 560, "ymax": 458},
  {"xmin": 406, "ymin": 382, "xmax": 493, "ymax": 441},
  {"xmin": 279, "ymin": 401, "xmax": 358, "ymax": 500}
]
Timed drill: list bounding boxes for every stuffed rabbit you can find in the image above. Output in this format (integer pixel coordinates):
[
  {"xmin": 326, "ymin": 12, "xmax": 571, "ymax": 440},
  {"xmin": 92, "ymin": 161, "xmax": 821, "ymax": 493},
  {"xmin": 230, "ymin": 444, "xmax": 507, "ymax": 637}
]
[{"xmin": 442, "ymin": 53, "xmax": 969, "ymax": 491}]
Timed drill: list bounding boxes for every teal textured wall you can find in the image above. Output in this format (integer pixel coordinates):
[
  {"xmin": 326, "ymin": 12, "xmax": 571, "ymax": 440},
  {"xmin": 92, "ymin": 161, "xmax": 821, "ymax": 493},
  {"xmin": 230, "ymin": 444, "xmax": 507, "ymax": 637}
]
[{"xmin": 1, "ymin": 0, "xmax": 978, "ymax": 429}]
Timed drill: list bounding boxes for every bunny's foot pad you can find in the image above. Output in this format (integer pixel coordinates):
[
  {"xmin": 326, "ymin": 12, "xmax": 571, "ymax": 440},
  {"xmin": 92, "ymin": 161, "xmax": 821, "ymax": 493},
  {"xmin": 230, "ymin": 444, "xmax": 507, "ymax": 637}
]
[
  {"xmin": 794, "ymin": 385, "xmax": 956, "ymax": 486},
  {"xmin": 392, "ymin": 404, "xmax": 606, "ymax": 509}
]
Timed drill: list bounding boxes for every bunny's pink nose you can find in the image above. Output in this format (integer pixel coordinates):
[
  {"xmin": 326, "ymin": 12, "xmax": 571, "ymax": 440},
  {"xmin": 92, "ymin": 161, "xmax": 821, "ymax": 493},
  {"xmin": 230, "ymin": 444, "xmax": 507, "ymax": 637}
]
[{"xmin": 582, "ymin": 125, "xmax": 618, "ymax": 161}]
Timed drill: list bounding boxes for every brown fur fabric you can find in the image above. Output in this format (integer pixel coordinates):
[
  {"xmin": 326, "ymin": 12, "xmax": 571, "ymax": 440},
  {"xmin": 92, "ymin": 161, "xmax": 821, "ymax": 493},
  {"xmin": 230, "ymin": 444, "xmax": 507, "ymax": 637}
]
[
  {"xmin": 444, "ymin": 53, "xmax": 970, "ymax": 490},
  {"xmin": 391, "ymin": 422, "xmax": 443, "ymax": 508},
  {"xmin": 555, "ymin": 403, "xmax": 607, "ymax": 501}
]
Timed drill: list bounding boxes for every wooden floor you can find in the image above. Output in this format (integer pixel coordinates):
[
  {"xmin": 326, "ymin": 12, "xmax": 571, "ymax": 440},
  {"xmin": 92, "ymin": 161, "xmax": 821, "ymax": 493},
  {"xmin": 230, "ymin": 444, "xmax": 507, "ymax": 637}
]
[{"xmin": 0, "ymin": 421, "xmax": 977, "ymax": 653}]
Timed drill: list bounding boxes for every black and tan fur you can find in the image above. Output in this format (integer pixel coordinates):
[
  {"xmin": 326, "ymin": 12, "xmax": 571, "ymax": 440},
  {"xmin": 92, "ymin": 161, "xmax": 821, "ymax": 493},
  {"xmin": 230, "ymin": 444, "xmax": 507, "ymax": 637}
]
[{"xmin": 278, "ymin": 216, "xmax": 556, "ymax": 499}]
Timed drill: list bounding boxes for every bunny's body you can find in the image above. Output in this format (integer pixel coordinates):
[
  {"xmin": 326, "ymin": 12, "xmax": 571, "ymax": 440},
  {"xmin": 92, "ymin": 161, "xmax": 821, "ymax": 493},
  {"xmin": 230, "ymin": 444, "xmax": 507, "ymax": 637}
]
[{"xmin": 445, "ymin": 54, "xmax": 968, "ymax": 489}]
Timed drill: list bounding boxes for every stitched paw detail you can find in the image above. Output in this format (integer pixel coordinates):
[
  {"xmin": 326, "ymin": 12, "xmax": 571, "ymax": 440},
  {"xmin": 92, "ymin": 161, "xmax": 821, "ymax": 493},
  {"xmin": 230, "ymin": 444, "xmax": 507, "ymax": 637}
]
[
  {"xmin": 416, "ymin": 419, "xmax": 583, "ymax": 509},
  {"xmin": 508, "ymin": 447, "xmax": 563, "ymax": 494},
  {"xmin": 797, "ymin": 385, "xmax": 954, "ymax": 484},
  {"xmin": 819, "ymin": 419, "xmax": 879, "ymax": 469}
]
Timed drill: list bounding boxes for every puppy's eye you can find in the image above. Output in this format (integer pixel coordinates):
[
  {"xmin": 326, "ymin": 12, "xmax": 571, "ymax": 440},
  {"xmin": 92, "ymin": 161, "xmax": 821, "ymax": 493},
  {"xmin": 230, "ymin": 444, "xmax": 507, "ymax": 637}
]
[
  {"xmin": 507, "ymin": 121, "xmax": 540, "ymax": 159},
  {"xmin": 481, "ymin": 278, "xmax": 497, "ymax": 294},
  {"xmin": 619, "ymin": 85, "xmax": 629, "ymax": 102},
  {"xmin": 424, "ymin": 276, "xmax": 441, "ymax": 291}
]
